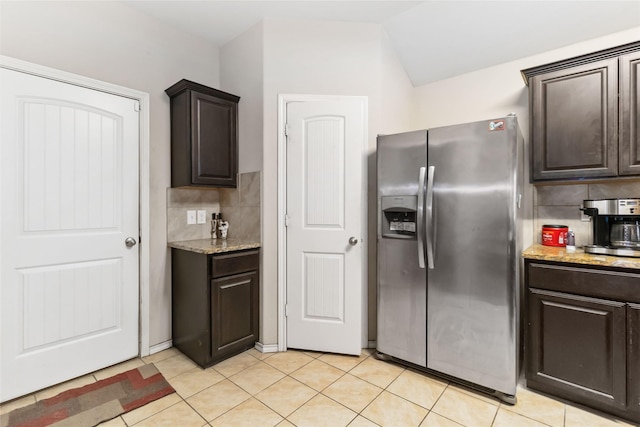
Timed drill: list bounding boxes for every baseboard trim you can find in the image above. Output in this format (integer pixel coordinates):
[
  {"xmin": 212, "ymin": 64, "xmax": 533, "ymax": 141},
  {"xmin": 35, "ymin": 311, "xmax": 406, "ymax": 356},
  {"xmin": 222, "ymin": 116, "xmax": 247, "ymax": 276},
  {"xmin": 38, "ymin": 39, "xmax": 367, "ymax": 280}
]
[
  {"xmin": 255, "ymin": 342, "xmax": 279, "ymax": 353},
  {"xmin": 367, "ymin": 340, "xmax": 377, "ymax": 349},
  {"xmin": 149, "ymin": 340, "xmax": 173, "ymax": 355}
]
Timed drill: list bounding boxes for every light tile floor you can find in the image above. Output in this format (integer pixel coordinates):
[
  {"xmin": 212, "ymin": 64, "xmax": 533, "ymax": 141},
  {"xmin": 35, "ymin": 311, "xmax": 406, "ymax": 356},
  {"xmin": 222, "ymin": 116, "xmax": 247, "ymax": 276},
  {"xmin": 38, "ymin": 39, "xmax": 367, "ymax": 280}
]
[{"xmin": 1, "ymin": 347, "xmax": 636, "ymax": 427}]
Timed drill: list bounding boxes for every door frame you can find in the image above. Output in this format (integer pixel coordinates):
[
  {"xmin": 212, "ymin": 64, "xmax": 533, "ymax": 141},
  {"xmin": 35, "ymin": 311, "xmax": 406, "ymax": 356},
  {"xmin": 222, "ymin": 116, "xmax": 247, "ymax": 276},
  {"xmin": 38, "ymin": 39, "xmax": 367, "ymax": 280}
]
[
  {"xmin": 0, "ymin": 55, "xmax": 152, "ymax": 356},
  {"xmin": 277, "ymin": 94, "xmax": 368, "ymax": 352}
]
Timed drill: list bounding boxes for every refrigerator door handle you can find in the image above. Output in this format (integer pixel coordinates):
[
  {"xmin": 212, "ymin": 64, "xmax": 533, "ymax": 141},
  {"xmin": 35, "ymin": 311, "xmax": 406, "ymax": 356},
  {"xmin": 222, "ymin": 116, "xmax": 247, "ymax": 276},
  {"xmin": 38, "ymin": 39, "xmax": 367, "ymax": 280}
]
[
  {"xmin": 426, "ymin": 166, "xmax": 435, "ymax": 269},
  {"xmin": 417, "ymin": 167, "xmax": 426, "ymax": 269}
]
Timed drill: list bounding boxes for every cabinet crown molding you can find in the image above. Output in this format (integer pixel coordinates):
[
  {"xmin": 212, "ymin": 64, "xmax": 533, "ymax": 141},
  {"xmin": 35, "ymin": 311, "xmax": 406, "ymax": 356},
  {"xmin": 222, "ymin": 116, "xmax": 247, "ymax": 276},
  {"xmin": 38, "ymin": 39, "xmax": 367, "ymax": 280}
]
[
  {"xmin": 165, "ymin": 78, "xmax": 240, "ymax": 102},
  {"xmin": 521, "ymin": 40, "xmax": 640, "ymax": 85}
]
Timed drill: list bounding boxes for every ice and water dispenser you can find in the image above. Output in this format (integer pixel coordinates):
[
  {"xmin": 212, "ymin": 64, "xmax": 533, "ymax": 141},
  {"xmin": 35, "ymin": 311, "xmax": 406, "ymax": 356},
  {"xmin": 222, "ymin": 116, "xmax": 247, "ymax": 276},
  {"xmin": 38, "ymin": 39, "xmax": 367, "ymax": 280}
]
[{"xmin": 381, "ymin": 195, "xmax": 417, "ymax": 239}]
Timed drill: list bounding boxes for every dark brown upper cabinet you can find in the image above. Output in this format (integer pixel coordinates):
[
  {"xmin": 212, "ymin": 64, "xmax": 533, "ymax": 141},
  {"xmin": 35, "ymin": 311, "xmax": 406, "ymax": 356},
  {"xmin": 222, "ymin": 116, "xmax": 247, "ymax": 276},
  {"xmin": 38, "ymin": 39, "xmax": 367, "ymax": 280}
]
[
  {"xmin": 619, "ymin": 51, "xmax": 640, "ymax": 175},
  {"xmin": 166, "ymin": 79, "xmax": 240, "ymax": 188},
  {"xmin": 522, "ymin": 41, "xmax": 640, "ymax": 182}
]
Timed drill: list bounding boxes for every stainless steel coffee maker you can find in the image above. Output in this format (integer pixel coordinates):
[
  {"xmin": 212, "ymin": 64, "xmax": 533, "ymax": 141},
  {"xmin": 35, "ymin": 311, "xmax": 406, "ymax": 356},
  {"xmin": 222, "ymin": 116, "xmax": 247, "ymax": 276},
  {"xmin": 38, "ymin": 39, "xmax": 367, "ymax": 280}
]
[{"xmin": 581, "ymin": 198, "xmax": 640, "ymax": 257}]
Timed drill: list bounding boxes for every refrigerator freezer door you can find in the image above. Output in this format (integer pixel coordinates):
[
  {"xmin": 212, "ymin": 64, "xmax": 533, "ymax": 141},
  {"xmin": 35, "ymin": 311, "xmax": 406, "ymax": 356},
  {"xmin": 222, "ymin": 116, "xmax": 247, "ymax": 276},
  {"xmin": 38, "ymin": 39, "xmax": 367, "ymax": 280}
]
[
  {"xmin": 426, "ymin": 117, "xmax": 521, "ymax": 395},
  {"xmin": 377, "ymin": 130, "xmax": 428, "ymax": 367}
]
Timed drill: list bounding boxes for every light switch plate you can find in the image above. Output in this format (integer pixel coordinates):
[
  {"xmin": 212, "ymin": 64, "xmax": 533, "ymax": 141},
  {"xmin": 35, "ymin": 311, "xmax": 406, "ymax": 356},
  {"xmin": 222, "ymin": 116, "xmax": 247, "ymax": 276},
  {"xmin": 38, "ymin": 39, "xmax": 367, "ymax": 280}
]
[
  {"xmin": 196, "ymin": 210, "xmax": 206, "ymax": 224},
  {"xmin": 187, "ymin": 210, "xmax": 196, "ymax": 225}
]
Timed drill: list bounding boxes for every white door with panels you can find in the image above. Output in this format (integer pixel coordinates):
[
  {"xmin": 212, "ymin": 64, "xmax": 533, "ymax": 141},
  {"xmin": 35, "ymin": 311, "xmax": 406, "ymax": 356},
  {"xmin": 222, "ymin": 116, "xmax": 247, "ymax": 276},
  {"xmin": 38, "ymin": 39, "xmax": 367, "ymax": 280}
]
[
  {"xmin": 0, "ymin": 68, "xmax": 140, "ymax": 402},
  {"xmin": 285, "ymin": 98, "xmax": 366, "ymax": 355}
]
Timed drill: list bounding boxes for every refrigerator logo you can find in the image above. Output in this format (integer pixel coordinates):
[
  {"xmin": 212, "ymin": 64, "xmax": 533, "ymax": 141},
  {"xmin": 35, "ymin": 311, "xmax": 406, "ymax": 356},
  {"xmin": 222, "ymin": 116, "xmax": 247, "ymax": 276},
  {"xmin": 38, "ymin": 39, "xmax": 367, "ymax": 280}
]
[{"xmin": 489, "ymin": 121, "xmax": 505, "ymax": 131}]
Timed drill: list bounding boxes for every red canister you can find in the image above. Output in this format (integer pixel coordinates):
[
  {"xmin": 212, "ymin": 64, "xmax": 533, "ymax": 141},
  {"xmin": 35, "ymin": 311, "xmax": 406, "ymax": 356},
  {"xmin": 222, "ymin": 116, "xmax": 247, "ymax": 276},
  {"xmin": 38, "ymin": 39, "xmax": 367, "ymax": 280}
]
[{"xmin": 542, "ymin": 225, "xmax": 569, "ymax": 247}]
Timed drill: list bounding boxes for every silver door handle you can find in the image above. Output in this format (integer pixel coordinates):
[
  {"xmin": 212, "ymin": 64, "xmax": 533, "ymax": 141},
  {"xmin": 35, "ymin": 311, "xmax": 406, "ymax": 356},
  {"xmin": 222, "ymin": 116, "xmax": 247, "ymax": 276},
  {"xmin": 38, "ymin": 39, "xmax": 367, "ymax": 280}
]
[
  {"xmin": 425, "ymin": 166, "xmax": 435, "ymax": 270},
  {"xmin": 417, "ymin": 167, "xmax": 426, "ymax": 269},
  {"xmin": 125, "ymin": 237, "xmax": 137, "ymax": 248},
  {"xmin": 349, "ymin": 237, "xmax": 358, "ymax": 245}
]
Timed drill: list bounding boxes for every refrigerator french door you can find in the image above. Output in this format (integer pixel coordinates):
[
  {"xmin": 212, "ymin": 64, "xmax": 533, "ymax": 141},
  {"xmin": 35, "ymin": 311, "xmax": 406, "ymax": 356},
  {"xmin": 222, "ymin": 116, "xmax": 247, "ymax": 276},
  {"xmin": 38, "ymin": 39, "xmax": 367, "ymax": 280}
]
[{"xmin": 376, "ymin": 116, "xmax": 523, "ymax": 402}]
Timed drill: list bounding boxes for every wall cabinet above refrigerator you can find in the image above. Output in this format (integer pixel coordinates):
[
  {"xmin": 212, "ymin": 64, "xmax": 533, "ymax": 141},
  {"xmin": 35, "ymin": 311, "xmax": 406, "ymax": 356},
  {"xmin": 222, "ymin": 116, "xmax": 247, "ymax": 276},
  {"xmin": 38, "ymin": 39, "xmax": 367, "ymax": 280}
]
[
  {"xmin": 166, "ymin": 79, "xmax": 240, "ymax": 188},
  {"xmin": 522, "ymin": 41, "xmax": 640, "ymax": 182}
]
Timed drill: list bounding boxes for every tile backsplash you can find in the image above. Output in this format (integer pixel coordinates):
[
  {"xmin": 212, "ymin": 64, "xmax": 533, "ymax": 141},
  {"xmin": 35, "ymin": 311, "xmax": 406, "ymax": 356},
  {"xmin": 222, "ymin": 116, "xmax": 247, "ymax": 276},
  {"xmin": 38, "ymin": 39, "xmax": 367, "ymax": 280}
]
[
  {"xmin": 217, "ymin": 171, "xmax": 261, "ymax": 241},
  {"xmin": 167, "ymin": 171, "xmax": 261, "ymax": 242},
  {"xmin": 534, "ymin": 180, "xmax": 640, "ymax": 247}
]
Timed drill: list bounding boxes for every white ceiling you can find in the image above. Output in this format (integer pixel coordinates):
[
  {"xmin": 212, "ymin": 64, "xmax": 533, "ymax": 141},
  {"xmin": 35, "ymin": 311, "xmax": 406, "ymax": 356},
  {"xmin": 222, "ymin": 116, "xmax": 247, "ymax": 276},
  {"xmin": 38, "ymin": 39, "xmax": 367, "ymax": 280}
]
[{"xmin": 123, "ymin": 1, "xmax": 640, "ymax": 86}]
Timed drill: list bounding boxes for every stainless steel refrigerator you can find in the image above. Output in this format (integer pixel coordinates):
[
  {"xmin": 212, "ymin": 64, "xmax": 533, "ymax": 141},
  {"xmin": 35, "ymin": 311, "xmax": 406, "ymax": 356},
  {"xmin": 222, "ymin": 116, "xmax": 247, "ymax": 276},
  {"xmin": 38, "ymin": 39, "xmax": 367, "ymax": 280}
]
[{"xmin": 376, "ymin": 115, "xmax": 524, "ymax": 402}]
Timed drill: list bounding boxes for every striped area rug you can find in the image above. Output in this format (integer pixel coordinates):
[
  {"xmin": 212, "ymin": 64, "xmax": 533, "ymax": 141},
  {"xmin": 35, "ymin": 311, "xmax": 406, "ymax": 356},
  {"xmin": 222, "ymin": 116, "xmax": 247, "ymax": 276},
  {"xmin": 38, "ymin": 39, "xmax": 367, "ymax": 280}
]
[{"xmin": 2, "ymin": 363, "xmax": 175, "ymax": 427}]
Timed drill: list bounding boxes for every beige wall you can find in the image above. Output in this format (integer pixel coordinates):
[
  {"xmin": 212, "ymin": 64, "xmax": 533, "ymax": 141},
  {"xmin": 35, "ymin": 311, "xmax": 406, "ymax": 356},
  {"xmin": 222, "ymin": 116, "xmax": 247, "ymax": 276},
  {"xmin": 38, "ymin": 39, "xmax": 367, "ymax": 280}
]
[
  {"xmin": 220, "ymin": 22, "xmax": 265, "ymax": 175},
  {"xmin": 219, "ymin": 23, "xmax": 268, "ymax": 340},
  {"xmin": 0, "ymin": 1, "xmax": 221, "ymax": 347},
  {"xmin": 412, "ymin": 27, "xmax": 640, "ymax": 250},
  {"xmin": 258, "ymin": 19, "xmax": 417, "ymax": 345},
  {"xmin": 261, "ymin": 19, "xmax": 381, "ymax": 345}
]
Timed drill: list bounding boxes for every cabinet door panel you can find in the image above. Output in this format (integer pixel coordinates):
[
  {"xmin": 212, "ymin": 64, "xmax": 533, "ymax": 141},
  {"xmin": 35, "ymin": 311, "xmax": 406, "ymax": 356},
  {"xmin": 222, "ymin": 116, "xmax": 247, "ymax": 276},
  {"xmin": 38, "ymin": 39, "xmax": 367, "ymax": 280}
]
[
  {"xmin": 191, "ymin": 91, "xmax": 237, "ymax": 186},
  {"xmin": 527, "ymin": 288, "xmax": 626, "ymax": 409},
  {"xmin": 211, "ymin": 270, "xmax": 259, "ymax": 361},
  {"xmin": 629, "ymin": 304, "xmax": 640, "ymax": 417},
  {"xmin": 619, "ymin": 51, "xmax": 640, "ymax": 175},
  {"xmin": 531, "ymin": 58, "xmax": 618, "ymax": 181}
]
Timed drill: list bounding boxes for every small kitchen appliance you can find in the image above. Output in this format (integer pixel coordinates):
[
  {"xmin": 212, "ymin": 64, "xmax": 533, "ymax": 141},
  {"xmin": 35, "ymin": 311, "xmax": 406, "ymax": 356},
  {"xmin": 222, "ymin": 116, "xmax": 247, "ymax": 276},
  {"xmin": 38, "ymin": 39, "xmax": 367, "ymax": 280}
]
[{"xmin": 581, "ymin": 198, "xmax": 640, "ymax": 257}]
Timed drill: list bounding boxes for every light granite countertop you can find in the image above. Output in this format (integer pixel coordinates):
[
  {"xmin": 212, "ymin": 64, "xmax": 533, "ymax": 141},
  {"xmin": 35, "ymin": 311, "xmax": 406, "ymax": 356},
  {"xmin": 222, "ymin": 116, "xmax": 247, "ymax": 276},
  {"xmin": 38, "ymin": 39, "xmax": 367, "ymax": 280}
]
[
  {"xmin": 522, "ymin": 244, "xmax": 640, "ymax": 270},
  {"xmin": 168, "ymin": 238, "xmax": 261, "ymax": 255}
]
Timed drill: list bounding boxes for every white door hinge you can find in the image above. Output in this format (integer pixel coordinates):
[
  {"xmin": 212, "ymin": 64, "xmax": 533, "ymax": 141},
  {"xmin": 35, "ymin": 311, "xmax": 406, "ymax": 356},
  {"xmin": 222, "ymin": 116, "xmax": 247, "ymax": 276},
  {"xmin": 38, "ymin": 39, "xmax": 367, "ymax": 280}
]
[
  {"xmin": 134, "ymin": 100, "xmax": 141, "ymax": 112},
  {"xmin": 284, "ymin": 123, "xmax": 290, "ymax": 137},
  {"xmin": 284, "ymin": 214, "xmax": 290, "ymax": 227},
  {"xmin": 285, "ymin": 304, "xmax": 289, "ymax": 317}
]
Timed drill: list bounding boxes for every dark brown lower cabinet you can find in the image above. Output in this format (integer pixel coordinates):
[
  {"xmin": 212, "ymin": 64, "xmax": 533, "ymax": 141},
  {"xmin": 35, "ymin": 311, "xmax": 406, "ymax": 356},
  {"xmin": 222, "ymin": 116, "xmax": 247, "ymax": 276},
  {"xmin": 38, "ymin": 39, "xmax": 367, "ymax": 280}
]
[
  {"xmin": 172, "ymin": 248, "xmax": 259, "ymax": 368},
  {"xmin": 525, "ymin": 260, "xmax": 640, "ymax": 424},
  {"xmin": 527, "ymin": 288, "xmax": 627, "ymax": 408},
  {"xmin": 629, "ymin": 304, "xmax": 640, "ymax": 418}
]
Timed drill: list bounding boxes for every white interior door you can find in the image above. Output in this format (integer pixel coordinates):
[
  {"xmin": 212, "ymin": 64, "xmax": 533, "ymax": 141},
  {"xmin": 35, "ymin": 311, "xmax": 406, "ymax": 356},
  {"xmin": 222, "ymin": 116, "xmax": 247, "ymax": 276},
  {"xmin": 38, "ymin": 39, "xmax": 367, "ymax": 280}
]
[
  {"xmin": 285, "ymin": 98, "xmax": 366, "ymax": 356},
  {"xmin": 0, "ymin": 68, "xmax": 140, "ymax": 402}
]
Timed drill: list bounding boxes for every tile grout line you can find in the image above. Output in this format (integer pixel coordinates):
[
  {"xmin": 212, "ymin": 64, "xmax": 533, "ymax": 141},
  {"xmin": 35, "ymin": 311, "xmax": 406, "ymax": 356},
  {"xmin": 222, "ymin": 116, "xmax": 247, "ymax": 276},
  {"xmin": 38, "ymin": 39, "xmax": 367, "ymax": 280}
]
[
  {"xmin": 286, "ymin": 358, "xmax": 352, "ymax": 422},
  {"xmin": 498, "ymin": 401, "xmax": 557, "ymax": 427},
  {"xmin": 428, "ymin": 384, "xmax": 465, "ymax": 427},
  {"xmin": 276, "ymin": 351, "xmax": 380, "ymax": 426}
]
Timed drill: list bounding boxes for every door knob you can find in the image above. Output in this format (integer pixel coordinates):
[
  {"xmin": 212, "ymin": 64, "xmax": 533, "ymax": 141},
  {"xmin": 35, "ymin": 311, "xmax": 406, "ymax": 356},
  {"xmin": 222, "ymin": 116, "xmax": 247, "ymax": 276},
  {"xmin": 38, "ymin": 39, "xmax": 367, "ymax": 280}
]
[
  {"xmin": 125, "ymin": 237, "xmax": 137, "ymax": 248},
  {"xmin": 349, "ymin": 237, "xmax": 358, "ymax": 245}
]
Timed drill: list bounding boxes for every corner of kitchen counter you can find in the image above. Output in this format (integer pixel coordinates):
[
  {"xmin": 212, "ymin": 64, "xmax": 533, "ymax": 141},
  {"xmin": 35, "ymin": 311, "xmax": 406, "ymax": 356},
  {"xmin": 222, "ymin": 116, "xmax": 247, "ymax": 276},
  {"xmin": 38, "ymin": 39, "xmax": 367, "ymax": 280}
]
[{"xmin": 168, "ymin": 238, "xmax": 261, "ymax": 254}]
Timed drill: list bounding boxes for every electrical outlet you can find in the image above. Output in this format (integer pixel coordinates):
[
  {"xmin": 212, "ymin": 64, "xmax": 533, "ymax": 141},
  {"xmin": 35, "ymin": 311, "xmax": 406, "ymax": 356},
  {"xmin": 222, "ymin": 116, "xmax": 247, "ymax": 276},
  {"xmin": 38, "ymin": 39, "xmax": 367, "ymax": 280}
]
[
  {"xmin": 580, "ymin": 205, "xmax": 591, "ymax": 222},
  {"xmin": 187, "ymin": 210, "xmax": 196, "ymax": 225},
  {"xmin": 196, "ymin": 210, "xmax": 207, "ymax": 224}
]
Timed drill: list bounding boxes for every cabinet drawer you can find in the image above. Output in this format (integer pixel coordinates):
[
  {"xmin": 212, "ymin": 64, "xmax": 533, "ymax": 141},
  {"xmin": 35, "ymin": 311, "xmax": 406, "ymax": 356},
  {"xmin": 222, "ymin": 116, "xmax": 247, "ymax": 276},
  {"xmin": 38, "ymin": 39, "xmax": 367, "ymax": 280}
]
[
  {"xmin": 211, "ymin": 250, "xmax": 259, "ymax": 278},
  {"xmin": 527, "ymin": 261, "xmax": 640, "ymax": 303}
]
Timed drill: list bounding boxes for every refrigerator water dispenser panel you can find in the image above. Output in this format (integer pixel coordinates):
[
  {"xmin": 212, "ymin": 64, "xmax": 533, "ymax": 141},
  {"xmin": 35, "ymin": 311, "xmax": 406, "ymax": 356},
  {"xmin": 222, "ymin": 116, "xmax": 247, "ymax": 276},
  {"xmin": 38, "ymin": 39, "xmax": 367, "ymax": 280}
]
[{"xmin": 381, "ymin": 195, "xmax": 417, "ymax": 239}]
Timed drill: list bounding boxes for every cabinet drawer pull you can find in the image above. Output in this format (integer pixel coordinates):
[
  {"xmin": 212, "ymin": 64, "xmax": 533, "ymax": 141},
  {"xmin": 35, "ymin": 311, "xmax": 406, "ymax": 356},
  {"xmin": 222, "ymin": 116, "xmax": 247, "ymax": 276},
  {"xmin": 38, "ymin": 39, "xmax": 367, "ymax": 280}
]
[{"xmin": 220, "ymin": 279, "xmax": 251, "ymax": 290}]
